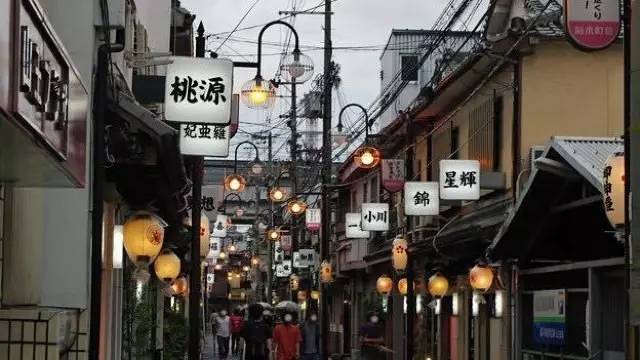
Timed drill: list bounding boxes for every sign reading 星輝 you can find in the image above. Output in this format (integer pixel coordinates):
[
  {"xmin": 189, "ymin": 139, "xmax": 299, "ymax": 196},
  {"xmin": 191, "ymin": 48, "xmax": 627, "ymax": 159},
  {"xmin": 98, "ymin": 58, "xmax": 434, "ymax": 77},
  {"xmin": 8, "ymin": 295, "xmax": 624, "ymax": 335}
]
[
  {"xmin": 305, "ymin": 208, "xmax": 321, "ymax": 231},
  {"xmin": 361, "ymin": 203, "xmax": 390, "ymax": 231},
  {"xmin": 164, "ymin": 57, "xmax": 233, "ymax": 124},
  {"xmin": 565, "ymin": 0, "xmax": 620, "ymax": 51},
  {"xmin": 382, "ymin": 159, "xmax": 405, "ymax": 193},
  {"xmin": 533, "ymin": 289, "xmax": 566, "ymax": 345},
  {"xmin": 346, "ymin": 213, "xmax": 370, "ymax": 238},
  {"xmin": 439, "ymin": 160, "xmax": 480, "ymax": 200},
  {"xmin": 404, "ymin": 181, "xmax": 440, "ymax": 216}
]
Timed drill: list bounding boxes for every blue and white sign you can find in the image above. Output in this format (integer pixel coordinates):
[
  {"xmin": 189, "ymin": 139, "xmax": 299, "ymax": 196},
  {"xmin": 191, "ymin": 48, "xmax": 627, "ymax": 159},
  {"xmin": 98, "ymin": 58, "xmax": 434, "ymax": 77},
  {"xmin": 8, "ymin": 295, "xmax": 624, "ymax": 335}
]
[{"xmin": 533, "ymin": 289, "xmax": 566, "ymax": 345}]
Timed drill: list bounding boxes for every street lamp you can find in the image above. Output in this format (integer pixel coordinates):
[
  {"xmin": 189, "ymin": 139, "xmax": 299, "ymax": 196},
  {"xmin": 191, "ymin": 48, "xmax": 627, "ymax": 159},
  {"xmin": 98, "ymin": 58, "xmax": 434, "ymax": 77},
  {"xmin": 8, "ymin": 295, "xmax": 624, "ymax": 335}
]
[
  {"xmin": 224, "ymin": 141, "xmax": 262, "ymax": 192},
  {"xmin": 269, "ymin": 187, "xmax": 287, "ymax": 202},
  {"xmin": 287, "ymin": 198, "xmax": 307, "ymax": 216},
  {"xmin": 339, "ymin": 103, "xmax": 381, "ymax": 169},
  {"xmin": 267, "ymin": 228, "xmax": 281, "ymax": 241},
  {"xmin": 241, "ymin": 20, "xmax": 314, "ymax": 109}
]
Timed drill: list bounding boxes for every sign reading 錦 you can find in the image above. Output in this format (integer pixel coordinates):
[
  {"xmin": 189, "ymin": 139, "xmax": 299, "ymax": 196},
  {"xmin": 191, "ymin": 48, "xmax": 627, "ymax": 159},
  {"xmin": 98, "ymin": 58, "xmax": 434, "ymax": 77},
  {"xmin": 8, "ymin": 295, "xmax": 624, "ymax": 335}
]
[
  {"xmin": 533, "ymin": 289, "xmax": 566, "ymax": 345},
  {"xmin": 305, "ymin": 208, "xmax": 321, "ymax": 232},
  {"xmin": 180, "ymin": 123, "xmax": 230, "ymax": 157},
  {"xmin": 565, "ymin": 0, "xmax": 620, "ymax": 51},
  {"xmin": 164, "ymin": 57, "xmax": 233, "ymax": 124},
  {"xmin": 361, "ymin": 203, "xmax": 390, "ymax": 231},
  {"xmin": 404, "ymin": 181, "xmax": 440, "ymax": 216},
  {"xmin": 439, "ymin": 160, "xmax": 480, "ymax": 200},
  {"xmin": 382, "ymin": 159, "xmax": 405, "ymax": 193},
  {"xmin": 346, "ymin": 213, "xmax": 370, "ymax": 238}
]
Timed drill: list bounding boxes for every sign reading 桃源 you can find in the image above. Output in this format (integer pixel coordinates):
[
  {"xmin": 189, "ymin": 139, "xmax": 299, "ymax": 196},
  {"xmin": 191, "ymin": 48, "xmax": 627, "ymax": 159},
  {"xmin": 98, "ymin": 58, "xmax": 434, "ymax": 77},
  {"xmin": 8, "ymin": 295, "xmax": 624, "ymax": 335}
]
[
  {"xmin": 564, "ymin": 0, "xmax": 620, "ymax": 51},
  {"xmin": 382, "ymin": 159, "xmax": 405, "ymax": 193},
  {"xmin": 305, "ymin": 208, "xmax": 321, "ymax": 231},
  {"xmin": 361, "ymin": 203, "xmax": 390, "ymax": 231},
  {"xmin": 404, "ymin": 181, "xmax": 440, "ymax": 216},
  {"xmin": 439, "ymin": 160, "xmax": 480, "ymax": 200},
  {"xmin": 164, "ymin": 57, "xmax": 233, "ymax": 124},
  {"xmin": 346, "ymin": 213, "xmax": 370, "ymax": 238},
  {"xmin": 533, "ymin": 289, "xmax": 566, "ymax": 345}
]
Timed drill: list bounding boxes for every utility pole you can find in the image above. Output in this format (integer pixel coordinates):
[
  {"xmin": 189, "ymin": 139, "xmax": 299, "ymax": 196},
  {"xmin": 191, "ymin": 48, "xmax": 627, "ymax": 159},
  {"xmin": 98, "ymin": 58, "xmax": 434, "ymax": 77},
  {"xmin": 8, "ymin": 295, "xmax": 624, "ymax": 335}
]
[
  {"xmin": 188, "ymin": 21, "xmax": 205, "ymax": 360},
  {"xmin": 320, "ymin": 0, "xmax": 333, "ymax": 357},
  {"xmin": 267, "ymin": 131, "xmax": 274, "ymax": 304},
  {"xmin": 290, "ymin": 81, "xmax": 298, "ymax": 302},
  {"xmin": 405, "ymin": 121, "xmax": 416, "ymax": 360}
]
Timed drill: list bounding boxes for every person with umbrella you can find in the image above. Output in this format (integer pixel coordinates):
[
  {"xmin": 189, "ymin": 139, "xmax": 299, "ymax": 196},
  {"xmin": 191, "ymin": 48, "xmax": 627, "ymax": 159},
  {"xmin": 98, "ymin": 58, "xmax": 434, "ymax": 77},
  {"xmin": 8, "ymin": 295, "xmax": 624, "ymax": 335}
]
[{"xmin": 271, "ymin": 310, "xmax": 301, "ymax": 360}]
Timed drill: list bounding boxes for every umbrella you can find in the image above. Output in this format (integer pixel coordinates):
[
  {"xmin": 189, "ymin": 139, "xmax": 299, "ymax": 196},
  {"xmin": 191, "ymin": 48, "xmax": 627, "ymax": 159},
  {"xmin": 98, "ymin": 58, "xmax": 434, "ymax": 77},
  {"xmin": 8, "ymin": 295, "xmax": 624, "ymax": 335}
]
[
  {"xmin": 257, "ymin": 302, "xmax": 273, "ymax": 310},
  {"xmin": 275, "ymin": 300, "xmax": 299, "ymax": 312}
]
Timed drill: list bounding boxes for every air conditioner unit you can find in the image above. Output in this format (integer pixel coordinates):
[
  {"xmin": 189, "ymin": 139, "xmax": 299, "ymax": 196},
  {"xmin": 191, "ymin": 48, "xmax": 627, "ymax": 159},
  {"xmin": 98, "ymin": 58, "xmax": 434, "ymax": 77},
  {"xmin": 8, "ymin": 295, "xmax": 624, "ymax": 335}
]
[{"xmin": 529, "ymin": 146, "xmax": 546, "ymax": 171}]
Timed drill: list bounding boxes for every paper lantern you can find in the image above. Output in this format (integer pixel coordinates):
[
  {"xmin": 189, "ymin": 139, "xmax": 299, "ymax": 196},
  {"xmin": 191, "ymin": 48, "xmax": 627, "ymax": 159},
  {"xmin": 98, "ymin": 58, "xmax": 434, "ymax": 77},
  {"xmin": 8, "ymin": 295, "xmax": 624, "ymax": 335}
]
[
  {"xmin": 603, "ymin": 148, "xmax": 625, "ymax": 228},
  {"xmin": 376, "ymin": 274, "xmax": 393, "ymax": 296},
  {"xmin": 154, "ymin": 249, "xmax": 181, "ymax": 282},
  {"xmin": 427, "ymin": 272, "xmax": 449, "ymax": 297},
  {"xmin": 311, "ymin": 290, "xmax": 321, "ymax": 300},
  {"xmin": 354, "ymin": 145, "xmax": 381, "ymax": 169},
  {"xmin": 320, "ymin": 260, "xmax": 333, "ymax": 283},
  {"xmin": 123, "ymin": 211, "xmax": 165, "ymax": 267},
  {"xmin": 398, "ymin": 278, "xmax": 408, "ymax": 295},
  {"xmin": 391, "ymin": 236, "xmax": 408, "ymax": 272},
  {"xmin": 469, "ymin": 264, "xmax": 494, "ymax": 291},
  {"xmin": 171, "ymin": 276, "xmax": 188, "ymax": 297},
  {"xmin": 224, "ymin": 174, "xmax": 247, "ymax": 192}
]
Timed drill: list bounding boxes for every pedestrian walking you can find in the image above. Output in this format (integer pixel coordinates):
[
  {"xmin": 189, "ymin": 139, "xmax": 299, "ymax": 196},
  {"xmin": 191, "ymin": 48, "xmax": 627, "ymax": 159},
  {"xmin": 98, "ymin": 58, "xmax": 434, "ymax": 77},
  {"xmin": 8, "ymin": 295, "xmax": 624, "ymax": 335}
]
[
  {"xmin": 230, "ymin": 307, "xmax": 245, "ymax": 356},
  {"xmin": 271, "ymin": 311, "xmax": 301, "ymax": 360},
  {"xmin": 241, "ymin": 304, "xmax": 272, "ymax": 360},
  {"xmin": 359, "ymin": 312, "xmax": 387, "ymax": 360},
  {"xmin": 300, "ymin": 313, "xmax": 320, "ymax": 360},
  {"xmin": 216, "ymin": 309, "xmax": 231, "ymax": 359},
  {"xmin": 210, "ymin": 310, "xmax": 219, "ymax": 354}
]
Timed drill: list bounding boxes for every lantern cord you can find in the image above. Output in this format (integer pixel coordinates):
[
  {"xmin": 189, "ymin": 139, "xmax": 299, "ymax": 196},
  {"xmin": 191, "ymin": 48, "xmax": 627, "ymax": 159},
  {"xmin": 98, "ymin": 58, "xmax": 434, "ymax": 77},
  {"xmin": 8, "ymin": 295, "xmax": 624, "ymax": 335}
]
[{"xmin": 432, "ymin": 214, "xmax": 461, "ymax": 260}]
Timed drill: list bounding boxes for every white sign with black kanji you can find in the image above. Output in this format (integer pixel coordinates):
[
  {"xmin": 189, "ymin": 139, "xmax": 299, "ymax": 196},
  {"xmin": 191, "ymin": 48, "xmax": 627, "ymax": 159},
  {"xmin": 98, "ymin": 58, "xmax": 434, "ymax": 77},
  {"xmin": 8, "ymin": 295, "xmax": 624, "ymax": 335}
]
[
  {"xmin": 405, "ymin": 181, "xmax": 440, "ymax": 216},
  {"xmin": 439, "ymin": 160, "xmax": 481, "ymax": 200},
  {"xmin": 361, "ymin": 203, "xmax": 390, "ymax": 231},
  {"xmin": 179, "ymin": 123, "xmax": 230, "ymax": 157},
  {"xmin": 345, "ymin": 213, "xmax": 370, "ymax": 238},
  {"xmin": 276, "ymin": 260, "xmax": 292, "ymax": 277},
  {"xmin": 165, "ymin": 57, "xmax": 233, "ymax": 124}
]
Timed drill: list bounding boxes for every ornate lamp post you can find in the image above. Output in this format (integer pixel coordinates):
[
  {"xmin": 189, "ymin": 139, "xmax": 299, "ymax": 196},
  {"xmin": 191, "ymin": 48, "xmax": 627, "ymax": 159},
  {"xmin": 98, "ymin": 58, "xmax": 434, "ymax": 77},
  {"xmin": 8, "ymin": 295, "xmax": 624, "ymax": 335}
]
[{"xmin": 338, "ymin": 103, "xmax": 381, "ymax": 169}]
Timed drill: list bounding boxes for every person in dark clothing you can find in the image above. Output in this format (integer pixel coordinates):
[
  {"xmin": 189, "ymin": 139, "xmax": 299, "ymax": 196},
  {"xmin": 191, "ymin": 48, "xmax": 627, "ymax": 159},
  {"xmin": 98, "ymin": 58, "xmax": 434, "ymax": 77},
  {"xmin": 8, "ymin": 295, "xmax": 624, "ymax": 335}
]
[
  {"xmin": 300, "ymin": 312, "xmax": 321, "ymax": 360},
  {"xmin": 241, "ymin": 304, "xmax": 272, "ymax": 360},
  {"xmin": 359, "ymin": 311, "xmax": 386, "ymax": 360}
]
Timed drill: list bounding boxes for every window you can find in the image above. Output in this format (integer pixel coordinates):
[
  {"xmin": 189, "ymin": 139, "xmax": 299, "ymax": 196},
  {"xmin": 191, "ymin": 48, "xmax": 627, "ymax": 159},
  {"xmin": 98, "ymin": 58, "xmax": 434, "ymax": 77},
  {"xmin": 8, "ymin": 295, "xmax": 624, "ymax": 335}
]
[
  {"xmin": 401, "ymin": 55, "xmax": 419, "ymax": 82},
  {"xmin": 468, "ymin": 96, "xmax": 503, "ymax": 171},
  {"xmin": 450, "ymin": 127, "xmax": 460, "ymax": 160}
]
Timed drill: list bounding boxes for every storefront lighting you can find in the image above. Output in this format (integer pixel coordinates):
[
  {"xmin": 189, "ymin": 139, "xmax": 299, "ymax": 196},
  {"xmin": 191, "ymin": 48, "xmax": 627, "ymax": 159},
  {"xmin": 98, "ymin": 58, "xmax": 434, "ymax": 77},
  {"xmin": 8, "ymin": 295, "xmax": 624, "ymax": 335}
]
[
  {"xmin": 183, "ymin": 212, "xmax": 211, "ymax": 260},
  {"xmin": 472, "ymin": 293, "xmax": 481, "ymax": 317},
  {"xmin": 224, "ymin": 174, "xmax": 247, "ymax": 192},
  {"xmin": 218, "ymin": 251, "xmax": 227, "ymax": 259},
  {"xmin": 154, "ymin": 249, "xmax": 181, "ymax": 283},
  {"xmin": 112, "ymin": 225, "xmax": 124, "ymax": 269},
  {"xmin": 123, "ymin": 211, "xmax": 166, "ymax": 281},
  {"xmin": 452, "ymin": 293, "xmax": 459, "ymax": 316},
  {"xmin": 495, "ymin": 290, "xmax": 504, "ymax": 318},
  {"xmin": 391, "ymin": 235, "xmax": 408, "ymax": 273},
  {"xmin": 469, "ymin": 264, "xmax": 494, "ymax": 291},
  {"xmin": 427, "ymin": 272, "xmax": 449, "ymax": 298},
  {"xmin": 311, "ymin": 290, "xmax": 321, "ymax": 300},
  {"xmin": 376, "ymin": 274, "xmax": 393, "ymax": 296},
  {"xmin": 320, "ymin": 260, "xmax": 333, "ymax": 283},
  {"xmin": 354, "ymin": 145, "xmax": 381, "ymax": 169},
  {"xmin": 214, "ymin": 263, "xmax": 224, "ymax": 271},
  {"xmin": 287, "ymin": 199, "xmax": 307, "ymax": 216}
]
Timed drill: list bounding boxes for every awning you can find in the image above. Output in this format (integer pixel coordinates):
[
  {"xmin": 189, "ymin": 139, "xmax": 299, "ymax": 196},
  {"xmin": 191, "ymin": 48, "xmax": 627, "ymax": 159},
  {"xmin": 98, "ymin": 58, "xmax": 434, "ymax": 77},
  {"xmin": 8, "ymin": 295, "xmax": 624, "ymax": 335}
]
[
  {"xmin": 487, "ymin": 136, "xmax": 623, "ymax": 262},
  {"xmin": 105, "ymin": 90, "xmax": 189, "ymax": 221}
]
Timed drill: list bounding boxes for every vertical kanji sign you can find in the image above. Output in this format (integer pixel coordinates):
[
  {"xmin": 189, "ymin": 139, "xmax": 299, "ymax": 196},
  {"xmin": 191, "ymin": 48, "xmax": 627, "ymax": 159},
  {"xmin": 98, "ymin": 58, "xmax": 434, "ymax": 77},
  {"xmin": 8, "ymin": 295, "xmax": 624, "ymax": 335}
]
[
  {"xmin": 361, "ymin": 203, "xmax": 390, "ymax": 231},
  {"xmin": 305, "ymin": 208, "xmax": 321, "ymax": 231},
  {"xmin": 439, "ymin": 160, "xmax": 481, "ymax": 200},
  {"xmin": 565, "ymin": 0, "xmax": 620, "ymax": 51},
  {"xmin": 404, "ymin": 181, "xmax": 440, "ymax": 216},
  {"xmin": 164, "ymin": 57, "xmax": 233, "ymax": 124},
  {"xmin": 346, "ymin": 213, "xmax": 370, "ymax": 238},
  {"xmin": 382, "ymin": 159, "xmax": 405, "ymax": 193}
]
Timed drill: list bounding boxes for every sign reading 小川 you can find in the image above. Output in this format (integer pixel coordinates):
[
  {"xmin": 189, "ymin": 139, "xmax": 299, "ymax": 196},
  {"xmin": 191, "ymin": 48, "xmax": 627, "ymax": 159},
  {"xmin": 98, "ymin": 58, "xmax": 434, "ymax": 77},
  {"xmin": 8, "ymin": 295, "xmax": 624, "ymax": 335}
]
[
  {"xmin": 564, "ymin": 0, "xmax": 620, "ymax": 51},
  {"xmin": 164, "ymin": 57, "xmax": 233, "ymax": 124},
  {"xmin": 404, "ymin": 181, "xmax": 440, "ymax": 216},
  {"xmin": 533, "ymin": 289, "xmax": 566, "ymax": 345},
  {"xmin": 361, "ymin": 203, "xmax": 390, "ymax": 231},
  {"xmin": 305, "ymin": 208, "xmax": 321, "ymax": 231},
  {"xmin": 439, "ymin": 160, "xmax": 480, "ymax": 200},
  {"xmin": 346, "ymin": 213, "xmax": 370, "ymax": 238},
  {"xmin": 382, "ymin": 159, "xmax": 405, "ymax": 193}
]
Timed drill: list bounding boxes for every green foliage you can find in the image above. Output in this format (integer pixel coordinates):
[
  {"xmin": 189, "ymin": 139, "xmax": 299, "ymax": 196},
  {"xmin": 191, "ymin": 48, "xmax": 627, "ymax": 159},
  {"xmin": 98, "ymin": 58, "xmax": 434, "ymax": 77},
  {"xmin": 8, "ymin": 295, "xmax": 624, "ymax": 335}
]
[{"xmin": 164, "ymin": 306, "xmax": 188, "ymax": 358}]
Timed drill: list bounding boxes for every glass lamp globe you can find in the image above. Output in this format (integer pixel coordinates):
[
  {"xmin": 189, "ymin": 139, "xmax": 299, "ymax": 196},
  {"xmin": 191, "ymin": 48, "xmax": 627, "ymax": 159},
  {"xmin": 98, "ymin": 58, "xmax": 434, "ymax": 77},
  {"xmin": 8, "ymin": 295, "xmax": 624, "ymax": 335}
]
[
  {"xmin": 281, "ymin": 50, "xmax": 314, "ymax": 83},
  {"xmin": 241, "ymin": 75, "xmax": 276, "ymax": 109},
  {"xmin": 269, "ymin": 187, "xmax": 286, "ymax": 202},
  {"xmin": 288, "ymin": 199, "xmax": 307, "ymax": 216},
  {"xmin": 224, "ymin": 174, "xmax": 247, "ymax": 192},
  {"xmin": 354, "ymin": 145, "xmax": 381, "ymax": 169},
  {"xmin": 242, "ymin": 265, "xmax": 251, "ymax": 272},
  {"xmin": 267, "ymin": 228, "xmax": 281, "ymax": 241}
]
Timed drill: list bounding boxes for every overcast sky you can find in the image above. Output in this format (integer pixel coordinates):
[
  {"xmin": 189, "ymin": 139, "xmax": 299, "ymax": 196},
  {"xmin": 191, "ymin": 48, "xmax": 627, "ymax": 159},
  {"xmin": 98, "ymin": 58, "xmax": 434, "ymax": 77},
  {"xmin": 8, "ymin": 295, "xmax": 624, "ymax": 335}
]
[{"xmin": 181, "ymin": 0, "xmax": 448, "ymax": 160}]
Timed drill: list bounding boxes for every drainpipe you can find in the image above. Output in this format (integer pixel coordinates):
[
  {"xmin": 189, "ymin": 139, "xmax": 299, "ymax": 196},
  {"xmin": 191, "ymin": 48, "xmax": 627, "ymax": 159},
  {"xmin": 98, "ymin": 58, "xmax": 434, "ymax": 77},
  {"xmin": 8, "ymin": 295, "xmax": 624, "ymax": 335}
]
[
  {"xmin": 89, "ymin": 38, "xmax": 125, "ymax": 360},
  {"xmin": 510, "ymin": 262, "xmax": 519, "ymax": 360},
  {"xmin": 511, "ymin": 56, "xmax": 522, "ymax": 197}
]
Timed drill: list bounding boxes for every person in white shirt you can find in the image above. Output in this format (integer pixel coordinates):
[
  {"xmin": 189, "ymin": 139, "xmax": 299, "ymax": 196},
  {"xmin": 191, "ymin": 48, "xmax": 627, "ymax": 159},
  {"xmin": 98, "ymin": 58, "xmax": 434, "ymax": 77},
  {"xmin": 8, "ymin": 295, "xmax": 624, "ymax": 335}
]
[
  {"xmin": 210, "ymin": 311, "xmax": 219, "ymax": 353},
  {"xmin": 216, "ymin": 309, "xmax": 231, "ymax": 359}
]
